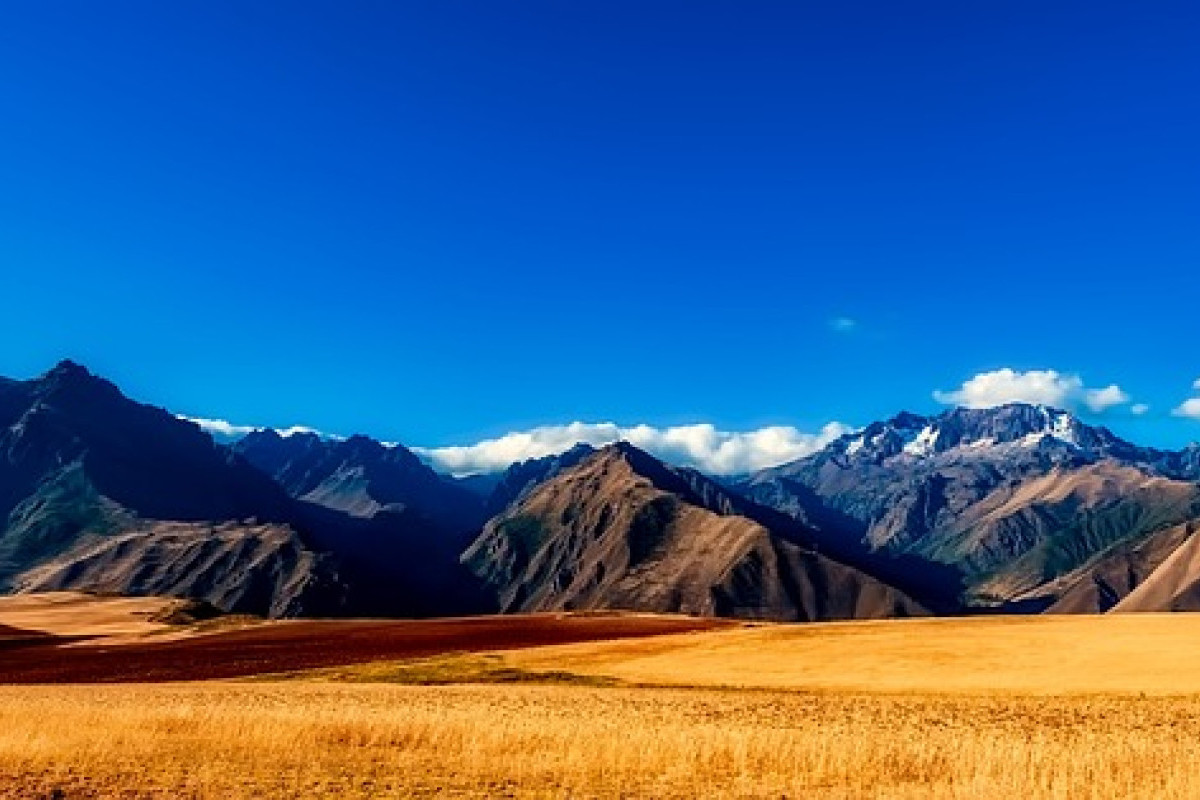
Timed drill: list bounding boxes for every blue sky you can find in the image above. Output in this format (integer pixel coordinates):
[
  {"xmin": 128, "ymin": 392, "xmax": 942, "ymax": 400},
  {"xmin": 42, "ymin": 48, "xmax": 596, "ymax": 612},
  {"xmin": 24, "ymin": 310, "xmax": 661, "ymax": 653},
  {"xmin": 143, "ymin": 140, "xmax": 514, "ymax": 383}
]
[{"xmin": 2, "ymin": 1, "xmax": 1199, "ymax": 465}]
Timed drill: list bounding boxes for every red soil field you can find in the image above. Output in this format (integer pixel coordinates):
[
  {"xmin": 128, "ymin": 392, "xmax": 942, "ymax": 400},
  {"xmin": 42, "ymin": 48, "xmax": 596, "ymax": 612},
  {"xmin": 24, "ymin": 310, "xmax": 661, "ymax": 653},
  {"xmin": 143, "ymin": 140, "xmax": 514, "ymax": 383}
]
[{"xmin": 0, "ymin": 614, "xmax": 726, "ymax": 683}]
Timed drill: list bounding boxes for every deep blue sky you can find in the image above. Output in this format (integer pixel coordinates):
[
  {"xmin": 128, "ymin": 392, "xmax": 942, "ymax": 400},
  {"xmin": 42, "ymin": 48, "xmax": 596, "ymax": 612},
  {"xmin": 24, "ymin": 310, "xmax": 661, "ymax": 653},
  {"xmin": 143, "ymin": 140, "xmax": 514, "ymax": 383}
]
[{"xmin": 2, "ymin": 1, "xmax": 1198, "ymax": 449}]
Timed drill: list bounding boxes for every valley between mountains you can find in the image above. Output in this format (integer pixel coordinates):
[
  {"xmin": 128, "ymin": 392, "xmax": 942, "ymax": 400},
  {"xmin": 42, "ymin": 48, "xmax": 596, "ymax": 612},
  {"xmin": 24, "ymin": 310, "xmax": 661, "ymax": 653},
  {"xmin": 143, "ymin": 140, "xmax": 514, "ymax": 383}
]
[{"xmin": 5, "ymin": 359, "xmax": 1200, "ymax": 621}]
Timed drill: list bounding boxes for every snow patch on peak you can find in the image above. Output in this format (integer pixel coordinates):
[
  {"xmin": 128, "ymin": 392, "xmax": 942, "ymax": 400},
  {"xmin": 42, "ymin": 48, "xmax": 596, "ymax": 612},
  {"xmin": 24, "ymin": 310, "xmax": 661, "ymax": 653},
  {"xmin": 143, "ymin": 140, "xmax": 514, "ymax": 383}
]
[
  {"xmin": 902, "ymin": 425, "xmax": 940, "ymax": 457},
  {"xmin": 1012, "ymin": 409, "xmax": 1081, "ymax": 450},
  {"xmin": 1049, "ymin": 411, "xmax": 1079, "ymax": 447}
]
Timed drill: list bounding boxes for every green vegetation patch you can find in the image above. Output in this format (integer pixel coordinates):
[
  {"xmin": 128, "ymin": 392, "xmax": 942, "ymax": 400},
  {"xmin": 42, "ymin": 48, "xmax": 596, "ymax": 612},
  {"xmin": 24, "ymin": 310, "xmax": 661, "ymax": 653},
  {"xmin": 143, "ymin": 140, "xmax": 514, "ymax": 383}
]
[{"xmin": 254, "ymin": 653, "xmax": 622, "ymax": 687}]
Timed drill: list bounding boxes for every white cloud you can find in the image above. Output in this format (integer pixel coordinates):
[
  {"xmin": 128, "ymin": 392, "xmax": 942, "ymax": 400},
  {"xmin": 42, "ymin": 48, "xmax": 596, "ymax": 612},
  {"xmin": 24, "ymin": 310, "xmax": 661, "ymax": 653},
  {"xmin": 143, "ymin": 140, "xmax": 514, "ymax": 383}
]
[
  {"xmin": 1131, "ymin": 403, "xmax": 1150, "ymax": 416},
  {"xmin": 180, "ymin": 413, "xmax": 852, "ymax": 474},
  {"xmin": 830, "ymin": 316, "xmax": 857, "ymax": 333},
  {"xmin": 415, "ymin": 421, "xmax": 853, "ymax": 477},
  {"xmin": 1167, "ymin": 379, "xmax": 1200, "ymax": 420},
  {"xmin": 933, "ymin": 368, "xmax": 1132, "ymax": 414},
  {"xmin": 1084, "ymin": 384, "xmax": 1131, "ymax": 413},
  {"xmin": 1174, "ymin": 399, "xmax": 1200, "ymax": 420},
  {"xmin": 180, "ymin": 415, "xmax": 329, "ymax": 442},
  {"xmin": 181, "ymin": 416, "xmax": 258, "ymax": 439}
]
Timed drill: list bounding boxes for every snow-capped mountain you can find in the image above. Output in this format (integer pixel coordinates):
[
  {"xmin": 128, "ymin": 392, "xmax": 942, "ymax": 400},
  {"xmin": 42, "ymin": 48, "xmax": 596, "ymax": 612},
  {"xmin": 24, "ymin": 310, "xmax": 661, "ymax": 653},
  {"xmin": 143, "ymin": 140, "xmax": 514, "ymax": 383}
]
[
  {"xmin": 737, "ymin": 404, "xmax": 1200, "ymax": 611},
  {"xmin": 831, "ymin": 404, "xmax": 1136, "ymax": 465}
]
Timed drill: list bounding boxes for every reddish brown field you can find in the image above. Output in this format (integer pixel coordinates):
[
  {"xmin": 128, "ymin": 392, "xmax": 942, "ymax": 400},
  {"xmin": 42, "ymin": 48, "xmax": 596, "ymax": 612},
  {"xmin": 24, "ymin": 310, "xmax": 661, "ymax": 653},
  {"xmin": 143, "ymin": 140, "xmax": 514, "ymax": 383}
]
[{"xmin": 0, "ymin": 613, "xmax": 725, "ymax": 683}]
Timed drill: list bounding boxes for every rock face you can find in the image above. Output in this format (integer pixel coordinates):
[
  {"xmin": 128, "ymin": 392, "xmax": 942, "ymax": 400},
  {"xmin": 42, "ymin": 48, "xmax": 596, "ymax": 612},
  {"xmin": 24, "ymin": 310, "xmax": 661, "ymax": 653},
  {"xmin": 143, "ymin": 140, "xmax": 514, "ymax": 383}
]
[
  {"xmin": 482, "ymin": 443, "xmax": 597, "ymax": 518},
  {"xmin": 16, "ymin": 521, "xmax": 344, "ymax": 618},
  {"xmin": 739, "ymin": 404, "xmax": 1200, "ymax": 610},
  {"xmin": 462, "ymin": 443, "xmax": 925, "ymax": 621}
]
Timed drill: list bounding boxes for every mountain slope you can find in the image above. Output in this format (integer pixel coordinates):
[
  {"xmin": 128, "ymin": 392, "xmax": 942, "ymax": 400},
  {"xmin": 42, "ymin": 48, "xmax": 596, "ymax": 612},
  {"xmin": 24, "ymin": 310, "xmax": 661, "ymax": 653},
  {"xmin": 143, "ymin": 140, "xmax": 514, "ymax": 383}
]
[
  {"xmin": 0, "ymin": 361, "xmax": 345, "ymax": 615},
  {"xmin": 1043, "ymin": 520, "xmax": 1200, "ymax": 613},
  {"xmin": 15, "ymin": 521, "xmax": 343, "ymax": 618},
  {"xmin": 482, "ymin": 443, "xmax": 597, "ymax": 518},
  {"xmin": 463, "ymin": 443, "xmax": 924, "ymax": 620},
  {"xmin": 740, "ymin": 404, "xmax": 1200, "ymax": 609}
]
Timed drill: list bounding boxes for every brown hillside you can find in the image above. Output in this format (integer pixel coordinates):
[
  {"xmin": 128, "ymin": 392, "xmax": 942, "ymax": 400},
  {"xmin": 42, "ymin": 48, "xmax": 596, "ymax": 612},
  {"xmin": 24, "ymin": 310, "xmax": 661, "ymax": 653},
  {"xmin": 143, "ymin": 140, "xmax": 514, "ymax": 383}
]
[{"xmin": 463, "ymin": 444, "xmax": 924, "ymax": 620}]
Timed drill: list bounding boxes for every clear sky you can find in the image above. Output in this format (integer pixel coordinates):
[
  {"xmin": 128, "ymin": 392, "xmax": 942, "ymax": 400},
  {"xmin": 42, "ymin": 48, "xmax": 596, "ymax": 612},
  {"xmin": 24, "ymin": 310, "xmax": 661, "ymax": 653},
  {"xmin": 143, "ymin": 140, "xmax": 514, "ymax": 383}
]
[{"xmin": 2, "ymin": 1, "xmax": 1199, "ymax": 465}]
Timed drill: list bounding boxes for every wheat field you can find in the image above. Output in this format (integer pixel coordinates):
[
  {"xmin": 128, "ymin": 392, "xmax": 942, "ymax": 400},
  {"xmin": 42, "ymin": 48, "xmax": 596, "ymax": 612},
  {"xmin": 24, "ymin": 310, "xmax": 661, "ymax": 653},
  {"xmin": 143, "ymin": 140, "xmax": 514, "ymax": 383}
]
[
  {"xmin": 504, "ymin": 613, "xmax": 1200, "ymax": 694},
  {"xmin": 6, "ymin": 614, "xmax": 1200, "ymax": 798},
  {"xmin": 2, "ymin": 681, "xmax": 1200, "ymax": 798}
]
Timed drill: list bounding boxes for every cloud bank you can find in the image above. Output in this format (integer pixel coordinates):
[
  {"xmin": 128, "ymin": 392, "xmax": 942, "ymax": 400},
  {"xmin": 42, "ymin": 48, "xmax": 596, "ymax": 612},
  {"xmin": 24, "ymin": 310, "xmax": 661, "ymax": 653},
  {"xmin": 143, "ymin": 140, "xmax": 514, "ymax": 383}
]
[
  {"xmin": 415, "ymin": 421, "xmax": 853, "ymax": 477},
  {"xmin": 182, "ymin": 413, "xmax": 851, "ymax": 476},
  {"xmin": 180, "ymin": 415, "xmax": 328, "ymax": 442},
  {"xmin": 933, "ymin": 368, "xmax": 1133, "ymax": 414}
]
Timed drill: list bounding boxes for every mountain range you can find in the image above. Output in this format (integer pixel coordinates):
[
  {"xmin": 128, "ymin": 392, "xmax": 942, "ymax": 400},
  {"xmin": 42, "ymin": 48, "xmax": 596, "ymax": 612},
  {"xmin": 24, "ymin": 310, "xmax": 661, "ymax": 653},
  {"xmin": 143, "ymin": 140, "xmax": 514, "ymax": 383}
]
[{"xmin": 4, "ymin": 360, "xmax": 1200, "ymax": 620}]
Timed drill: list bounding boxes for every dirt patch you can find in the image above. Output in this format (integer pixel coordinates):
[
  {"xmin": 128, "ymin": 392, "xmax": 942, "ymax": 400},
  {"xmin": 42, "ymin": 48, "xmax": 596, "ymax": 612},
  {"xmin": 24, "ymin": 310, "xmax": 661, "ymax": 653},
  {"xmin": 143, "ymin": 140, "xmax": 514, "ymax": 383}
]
[
  {"xmin": 0, "ymin": 623, "xmax": 60, "ymax": 652},
  {"xmin": 0, "ymin": 613, "xmax": 729, "ymax": 683}
]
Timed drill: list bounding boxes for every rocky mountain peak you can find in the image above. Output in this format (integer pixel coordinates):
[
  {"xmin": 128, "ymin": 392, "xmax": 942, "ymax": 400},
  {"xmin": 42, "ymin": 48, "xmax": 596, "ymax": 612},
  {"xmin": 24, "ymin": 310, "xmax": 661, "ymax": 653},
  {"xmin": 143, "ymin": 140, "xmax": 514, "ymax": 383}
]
[
  {"xmin": 31, "ymin": 359, "xmax": 122, "ymax": 407},
  {"xmin": 830, "ymin": 403, "xmax": 1126, "ymax": 465}
]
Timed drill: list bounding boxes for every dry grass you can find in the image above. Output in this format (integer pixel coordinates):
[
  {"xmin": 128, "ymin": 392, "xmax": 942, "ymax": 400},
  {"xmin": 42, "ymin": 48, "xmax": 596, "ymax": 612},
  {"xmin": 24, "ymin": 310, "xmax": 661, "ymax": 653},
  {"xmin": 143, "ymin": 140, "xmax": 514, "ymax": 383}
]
[
  {"xmin": 8, "ymin": 614, "xmax": 1200, "ymax": 797},
  {"xmin": 0, "ymin": 592, "xmax": 181, "ymax": 638},
  {"xmin": 2, "ymin": 682, "xmax": 1200, "ymax": 798}
]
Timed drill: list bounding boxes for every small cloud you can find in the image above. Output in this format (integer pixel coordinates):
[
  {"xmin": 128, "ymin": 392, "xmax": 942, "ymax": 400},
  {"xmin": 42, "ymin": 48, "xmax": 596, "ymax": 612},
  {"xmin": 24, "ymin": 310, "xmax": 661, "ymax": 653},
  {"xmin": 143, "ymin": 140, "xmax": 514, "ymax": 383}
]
[
  {"xmin": 829, "ymin": 317, "xmax": 858, "ymax": 334},
  {"xmin": 180, "ymin": 416, "xmax": 258, "ymax": 440},
  {"xmin": 1174, "ymin": 399, "xmax": 1200, "ymax": 420},
  {"xmin": 415, "ymin": 420, "xmax": 853, "ymax": 477},
  {"xmin": 1169, "ymin": 379, "xmax": 1200, "ymax": 420},
  {"xmin": 1131, "ymin": 403, "xmax": 1150, "ymax": 416},
  {"xmin": 933, "ymin": 368, "xmax": 1132, "ymax": 414},
  {"xmin": 1084, "ymin": 384, "xmax": 1131, "ymax": 413}
]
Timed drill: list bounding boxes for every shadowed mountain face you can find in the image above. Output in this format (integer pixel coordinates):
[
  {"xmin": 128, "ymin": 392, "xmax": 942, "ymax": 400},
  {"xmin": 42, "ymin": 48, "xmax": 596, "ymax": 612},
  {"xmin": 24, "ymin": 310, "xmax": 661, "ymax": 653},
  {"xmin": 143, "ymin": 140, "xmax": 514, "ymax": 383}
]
[
  {"xmin": 0, "ymin": 361, "xmax": 295, "ymax": 528},
  {"xmin": 462, "ymin": 443, "xmax": 926, "ymax": 621},
  {"xmin": 0, "ymin": 361, "xmax": 346, "ymax": 616},
  {"xmin": 231, "ymin": 430, "xmax": 495, "ymax": 617},
  {"xmin": 738, "ymin": 404, "xmax": 1200, "ymax": 610}
]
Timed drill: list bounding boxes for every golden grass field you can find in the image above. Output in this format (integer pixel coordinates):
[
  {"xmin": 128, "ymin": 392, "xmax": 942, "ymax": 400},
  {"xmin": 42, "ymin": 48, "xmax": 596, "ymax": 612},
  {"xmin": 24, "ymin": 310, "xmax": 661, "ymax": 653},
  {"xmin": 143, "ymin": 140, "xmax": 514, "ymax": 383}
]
[
  {"xmin": 505, "ymin": 612, "xmax": 1200, "ymax": 694},
  {"xmin": 6, "ymin": 610, "xmax": 1200, "ymax": 798}
]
